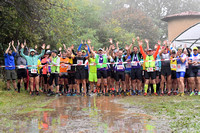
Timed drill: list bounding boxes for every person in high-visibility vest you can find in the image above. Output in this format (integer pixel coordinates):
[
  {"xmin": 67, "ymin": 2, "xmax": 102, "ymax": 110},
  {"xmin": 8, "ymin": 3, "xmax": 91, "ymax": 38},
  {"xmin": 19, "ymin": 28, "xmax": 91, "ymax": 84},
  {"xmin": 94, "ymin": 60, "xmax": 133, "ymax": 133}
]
[{"xmin": 139, "ymin": 40, "xmax": 161, "ymax": 96}]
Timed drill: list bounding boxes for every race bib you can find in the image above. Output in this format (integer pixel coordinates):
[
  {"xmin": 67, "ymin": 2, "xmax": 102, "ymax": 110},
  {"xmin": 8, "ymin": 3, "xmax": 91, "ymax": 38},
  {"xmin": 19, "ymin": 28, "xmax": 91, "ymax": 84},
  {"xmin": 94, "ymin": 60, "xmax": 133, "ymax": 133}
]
[
  {"xmin": 31, "ymin": 69, "xmax": 37, "ymax": 74},
  {"xmin": 126, "ymin": 63, "xmax": 131, "ymax": 68},
  {"xmin": 132, "ymin": 61, "xmax": 137, "ymax": 66},
  {"xmin": 60, "ymin": 64, "xmax": 66, "ymax": 68},
  {"xmin": 77, "ymin": 60, "xmax": 83, "ymax": 65},
  {"xmin": 177, "ymin": 64, "xmax": 181, "ymax": 69},
  {"xmin": 171, "ymin": 64, "xmax": 176, "ymax": 69},
  {"xmin": 155, "ymin": 66, "xmax": 159, "ymax": 71},
  {"xmin": 147, "ymin": 67, "xmax": 154, "ymax": 72},
  {"xmin": 67, "ymin": 65, "xmax": 71, "ymax": 70},
  {"xmin": 18, "ymin": 65, "xmax": 26, "ymax": 69},
  {"xmin": 98, "ymin": 63, "xmax": 103, "ymax": 66},
  {"xmin": 117, "ymin": 65, "xmax": 124, "ymax": 70},
  {"xmin": 90, "ymin": 62, "xmax": 96, "ymax": 66}
]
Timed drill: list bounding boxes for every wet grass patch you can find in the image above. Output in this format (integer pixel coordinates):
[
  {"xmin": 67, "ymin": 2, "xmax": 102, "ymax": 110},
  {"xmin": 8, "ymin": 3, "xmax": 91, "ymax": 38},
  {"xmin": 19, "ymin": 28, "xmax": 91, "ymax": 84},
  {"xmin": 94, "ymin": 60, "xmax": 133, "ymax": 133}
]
[{"xmin": 120, "ymin": 96, "xmax": 200, "ymax": 132}]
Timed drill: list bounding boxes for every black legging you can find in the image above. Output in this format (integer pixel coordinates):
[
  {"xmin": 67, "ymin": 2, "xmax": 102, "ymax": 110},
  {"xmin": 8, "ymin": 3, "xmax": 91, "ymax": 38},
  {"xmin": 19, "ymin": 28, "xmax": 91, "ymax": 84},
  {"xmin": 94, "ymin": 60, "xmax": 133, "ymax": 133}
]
[{"xmin": 48, "ymin": 73, "xmax": 59, "ymax": 86}]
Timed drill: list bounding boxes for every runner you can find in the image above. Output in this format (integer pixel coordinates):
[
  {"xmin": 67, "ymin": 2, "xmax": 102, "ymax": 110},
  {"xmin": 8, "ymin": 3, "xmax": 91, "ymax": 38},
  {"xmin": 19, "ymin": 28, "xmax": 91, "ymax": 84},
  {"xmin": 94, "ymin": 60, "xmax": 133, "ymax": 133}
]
[
  {"xmin": 130, "ymin": 38, "xmax": 142, "ymax": 95},
  {"xmin": 188, "ymin": 47, "xmax": 200, "ymax": 96},
  {"xmin": 170, "ymin": 50, "xmax": 178, "ymax": 95},
  {"xmin": 48, "ymin": 50, "xmax": 61, "ymax": 96},
  {"xmin": 72, "ymin": 45, "xmax": 88, "ymax": 96},
  {"xmin": 4, "ymin": 41, "xmax": 17, "ymax": 91},
  {"xmin": 176, "ymin": 47, "xmax": 187, "ymax": 96},
  {"xmin": 159, "ymin": 41, "xmax": 172, "ymax": 96},
  {"xmin": 139, "ymin": 40, "xmax": 161, "ymax": 96},
  {"xmin": 16, "ymin": 40, "xmax": 28, "ymax": 93},
  {"xmin": 20, "ymin": 43, "xmax": 45, "ymax": 96}
]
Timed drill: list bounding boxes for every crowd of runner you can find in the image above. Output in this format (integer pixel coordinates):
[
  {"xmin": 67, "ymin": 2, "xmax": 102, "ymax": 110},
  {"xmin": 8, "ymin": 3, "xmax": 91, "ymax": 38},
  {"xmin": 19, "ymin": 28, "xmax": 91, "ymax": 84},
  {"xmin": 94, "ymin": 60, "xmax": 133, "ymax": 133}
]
[{"xmin": 3, "ymin": 37, "xmax": 200, "ymax": 97}]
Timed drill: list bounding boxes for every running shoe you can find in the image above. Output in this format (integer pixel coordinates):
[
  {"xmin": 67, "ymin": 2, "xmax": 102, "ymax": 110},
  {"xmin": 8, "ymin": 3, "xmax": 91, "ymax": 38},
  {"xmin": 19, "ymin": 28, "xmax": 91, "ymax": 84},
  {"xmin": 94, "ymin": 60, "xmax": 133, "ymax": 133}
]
[
  {"xmin": 144, "ymin": 93, "xmax": 147, "ymax": 96},
  {"xmin": 173, "ymin": 92, "xmax": 177, "ymax": 95},
  {"xmin": 168, "ymin": 92, "xmax": 171, "ymax": 96},
  {"xmin": 177, "ymin": 93, "xmax": 181, "ymax": 96},
  {"xmin": 190, "ymin": 92, "xmax": 195, "ymax": 96},
  {"xmin": 181, "ymin": 93, "xmax": 185, "ymax": 97},
  {"xmin": 154, "ymin": 93, "xmax": 158, "ymax": 96},
  {"xmin": 160, "ymin": 93, "xmax": 164, "ymax": 96},
  {"xmin": 105, "ymin": 93, "xmax": 109, "ymax": 96}
]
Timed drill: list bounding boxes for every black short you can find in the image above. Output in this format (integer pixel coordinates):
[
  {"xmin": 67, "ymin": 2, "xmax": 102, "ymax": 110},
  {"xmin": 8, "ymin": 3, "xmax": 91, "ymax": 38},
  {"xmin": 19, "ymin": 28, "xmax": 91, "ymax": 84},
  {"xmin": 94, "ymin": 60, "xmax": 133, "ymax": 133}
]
[
  {"xmin": 17, "ymin": 69, "xmax": 27, "ymax": 79},
  {"xmin": 156, "ymin": 71, "xmax": 161, "ymax": 77},
  {"xmin": 161, "ymin": 67, "xmax": 171, "ymax": 76},
  {"xmin": 28, "ymin": 71, "xmax": 38, "ymax": 78},
  {"xmin": 171, "ymin": 70, "xmax": 177, "ymax": 79},
  {"xmin": 185, "ymin": 68, "xmax": 191, "ymax": 78},
  {"xmin": 43, "ymin": 74, "xmax": 48, "ymax": 84},
  {"xmin": 111, "ymin": 70, "xmax": 115, "ymax": 79},
  {"xmin": 97, "ymin": 70, "xmax": 107, "ymax": 79},
  {"xmin": 107, "ymin": 70, "xmax": 111, "ymax": 77},
  {"xmin": 85, "ymin": 69, "xmax": 89, "ymax": 79},
  {"xmin": 115, "ymin": 71, "xmax": 125, "ymax": 81},
  {"xmin": 76, "ymin": 70, "xmax": 86, "ymax": 80},
  {"xmin": 49, "ymin": 73, "xmax": 59, "ymax": 86},
  {"xmin": 131, "ymin": 68, "xmax": 142, "ymax": 80},
  {"xmin": 145, "ymin": 71, "xmax": 156, "ymax": 79},
  {"xmin": 60, "ymin": 73, "xmax": 68, "ymax": 79},
  {"xmin": 189, "ymin": 67, "xmax": 200, "ymax": 77},
  {"xmin": 68, "ymin": 72, "xmax": 76, "ymax": 84}
]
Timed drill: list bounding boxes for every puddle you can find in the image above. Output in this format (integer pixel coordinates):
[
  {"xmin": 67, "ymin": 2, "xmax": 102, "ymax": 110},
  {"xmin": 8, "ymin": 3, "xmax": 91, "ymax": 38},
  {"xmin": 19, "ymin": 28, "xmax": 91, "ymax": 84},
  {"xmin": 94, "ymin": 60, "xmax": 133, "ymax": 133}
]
[{"xmin": 0, "ymin": 96, "xmax": 171, "ymax": 132}]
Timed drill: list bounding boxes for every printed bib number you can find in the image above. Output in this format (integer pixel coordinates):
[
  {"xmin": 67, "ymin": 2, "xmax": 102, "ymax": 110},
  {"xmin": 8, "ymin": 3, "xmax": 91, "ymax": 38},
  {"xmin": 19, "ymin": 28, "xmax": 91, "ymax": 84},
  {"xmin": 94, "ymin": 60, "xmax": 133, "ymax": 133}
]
[
  {"xmin": 61, "ymin": 64, "xmax": 66, "ymax": 68},
  {"xmin": 132, "ymin": 62, "xmax": 137, "ymax": 66},
  {"xmin": 77, "ymin": 60, "xmax": 83, "ymax": 65},
  {"xmin": 18, "ymin": 65, "xmax": 26, "ymax": 69},
  {"xmin": 177, "ymin": 64, "xmax": 181, "ymax": 69},
  {"xmin": 67, "ymin": 65, "xmax": 71, "ymax": 70},
  {"xmin": 117, "ymin": 65, "xmax": 124, "ymax": 70},
  {"xmin": 147, "ymin": 67, "xmax": 154, "ymax": 72},
  {"xmin": 126, "ymin": 63, "xmax": 131, "ymax": 68},
  {"xmin": 98, "ymin": 63, "xmax": 103, "ymax": 66},
  {"xmin": 155, "ymin": 67, "xmax": 159, "ymax": 70},
  {"xmin": 90, "ymin": 62, "xmax": 96, "ymax": 66},
  {"xmin": 171, "ymin": 64, "xmax": 176, "ymax": 69},
  {"xmin": 31, "ymin": 69, "xmax": 37, "ymax": 74}
]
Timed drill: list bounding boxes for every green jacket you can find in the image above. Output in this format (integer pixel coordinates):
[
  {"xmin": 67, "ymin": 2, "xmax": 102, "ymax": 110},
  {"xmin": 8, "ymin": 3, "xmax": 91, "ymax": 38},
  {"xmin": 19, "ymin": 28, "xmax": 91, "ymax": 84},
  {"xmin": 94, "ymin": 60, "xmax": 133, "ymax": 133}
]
[
  {"xmin": 20, "ymin": 49, "xmax": 45, "ymax": 70},
  {"xmin": 51, "ymin": 56, "xmax": 60, "ymax": 73},
  {"xmin": 145, "ymin": 55, "xmax": 155, "ymax": 68}
]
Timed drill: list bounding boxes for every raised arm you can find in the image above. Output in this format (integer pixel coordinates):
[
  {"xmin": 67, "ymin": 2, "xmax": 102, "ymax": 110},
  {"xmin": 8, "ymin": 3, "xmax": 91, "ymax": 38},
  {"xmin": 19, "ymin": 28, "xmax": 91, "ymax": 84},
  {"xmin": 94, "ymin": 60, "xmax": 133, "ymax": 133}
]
[
  {"xmin": 154, "ymin": 41, "xmax": 161, "ymax": 59},
  {"xmin": 37, "ymin": 44, "xmax": 46, "ymax": 59},
  {"xmin": 145, "ymin": 39, "xmax": 149, "ymax": 50},
  {"xmin": 20, "ymin": 43, "xmax": 29, "ymax": 59},
  {"xmin": 11, "ymin": 40, "xmax": 17, "ymax": 53},
  {"xmin": 139, "ymin": 41, "xmax": 146, "ymax": 59},
  {"xmin": 5, "ymin": 42, "xmax": 11, "ymax": 54}
]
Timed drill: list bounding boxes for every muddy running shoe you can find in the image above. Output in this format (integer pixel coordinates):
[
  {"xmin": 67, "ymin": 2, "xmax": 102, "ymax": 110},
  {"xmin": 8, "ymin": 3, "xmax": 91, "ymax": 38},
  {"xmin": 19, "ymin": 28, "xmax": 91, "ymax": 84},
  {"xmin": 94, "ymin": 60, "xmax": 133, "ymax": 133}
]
[
  {"xmin": 105, "ymin": 93, "xmax": 109, "ymax": 96},
  {"xmin": 144, "ymin": 93, "xmax": 147, "ymax": 96},
  {"xmin": 56, "ymin": 93, "xmax": 62, "ymax": 97},
  {"xmin": 31, "ymin": 91, "xmax": 34, "ymax": 96},
  {"xmin": 160, "ymin": 93, "xmax": 164, "ymax": 96},
  {"xmin": 154, "ymin": 93, "xmax": 158, "ymax": 96},
  {"xmin": 176, "ymin": 93, "xmax": 181, "ymax": 96},
  {"xmin": 36, "ymin": 91, "xmax": 40, "ymax": 96},
  {"xmin": 117, "ymin": 92, "xmax": 120, "ymax": 96},
  {"xmin": 66, "ymin": 93, "xmax": 71, "ymax": 96},
  {"xmin": 190, "ymin": 92, "xmax": 195, "ymax": 96},
  {"xmin": 168, "ymin": 92, "xmax": 171, "ymax": 96},
  {"xmin": 97, "ymin": 93, "xmax": 101, "ymax": 97},
  {"xmin": 181, "ymin": 93, "xmax": 185, "ymax": 97},
  {"xmin": 173, "ymin": 92, "xmax": 177, "ymax": 95}
]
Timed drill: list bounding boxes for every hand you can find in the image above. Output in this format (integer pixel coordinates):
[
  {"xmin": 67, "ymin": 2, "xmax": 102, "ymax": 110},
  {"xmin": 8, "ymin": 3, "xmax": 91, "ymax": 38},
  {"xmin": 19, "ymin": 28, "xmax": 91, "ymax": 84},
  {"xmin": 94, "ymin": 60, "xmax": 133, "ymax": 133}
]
[
  {"xmin": 125, "ymin": 45, "xmax": 129, "ymax": 50},
  {"xmin": 71, "ymin": 44, "xmax": 74, "ymax": 50},
  {"xmin": 145, "ymin": 39, "xmax": 149, "ymax": 44},
  {"xmin": 111, "ymin": 45, "xmax": 115, "ymax": 50},
  {"xmin": 11, "ymin": 40, "xmax": 14, "ymax": 46},
  {"xmin": 41, "ymin": 44, "xmax": 45, "ymax": 49},
  {"xmin": 81, "ymin": 40, "xmax": 83, "ymax": 44},
  {"xmin": 109, "ymin": 38, "xmax": 113, "ymax": 44},
  {"xmin": 116, "ymin": 41, "xmax": 119, "ymax": 46},
  {"xmin": 136, "ymin": 36, "xmax": 140, "ymax": 42},
  {"xmin": 157, "ymin": 40, "xmax": 161, "ymax": 45},
  {"xmin": 184, "ymin": 44, "xmax": 187, "ymax": 48},
  {"xmin": 132, "ymin": 37, "xmax": 135, "ymax": 44},
  {"xmin": 87, "ymin": 39, "xmax": 91, "ymax": 44},
  {"xmin": 17, "ymin": 40, "xmax": 20, "ymax": 46},
  {"xmin": 91, "ymin": 46, "xmax": 94, "ymax": 50},
  {"xmin": 21, "ymin": 43, "xmax": 24, "ymax": 49},
  {"xmin": 9, "ymin": 42, "xmax": 11, "ymax": 47},
  {"xmin": 59, "ymin": 47, "xmax": 62, "ymax": 51},
  {"xmin": 138, "ymin": 41, "xmax": 143, "ymax": 46},
  {"xmin": 85, "ymin": 45, "xmax": 88, "ymax": 50},
  {"xmin": 84, "ymin": 40, "xmax": 87, "ymax": 44},
  {"xmin": 46, "ymin": 45, "xmax": 50, "ymax": 49},
  {"xmin": 24, "ymin": 40, "xmax": 26, "ymax": 46},
  {"xmin": 35, "ymin": 45, "xmax": 38, "ymax": 49}
]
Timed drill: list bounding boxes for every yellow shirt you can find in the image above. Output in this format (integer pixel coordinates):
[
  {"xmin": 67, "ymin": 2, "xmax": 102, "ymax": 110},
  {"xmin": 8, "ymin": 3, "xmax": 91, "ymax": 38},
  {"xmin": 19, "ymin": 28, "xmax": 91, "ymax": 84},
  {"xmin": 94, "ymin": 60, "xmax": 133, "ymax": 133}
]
[{"xmin": 170, "ymin": 57, "xmax": 177, "ymax": 71}]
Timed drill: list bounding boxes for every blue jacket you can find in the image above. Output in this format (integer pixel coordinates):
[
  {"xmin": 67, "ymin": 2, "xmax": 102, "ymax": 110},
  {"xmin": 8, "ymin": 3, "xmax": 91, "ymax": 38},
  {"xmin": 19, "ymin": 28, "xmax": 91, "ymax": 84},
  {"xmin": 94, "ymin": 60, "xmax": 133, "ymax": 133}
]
[{"xmin": 4, "ymin": 52, "xmax": 16, "ymax": 70}]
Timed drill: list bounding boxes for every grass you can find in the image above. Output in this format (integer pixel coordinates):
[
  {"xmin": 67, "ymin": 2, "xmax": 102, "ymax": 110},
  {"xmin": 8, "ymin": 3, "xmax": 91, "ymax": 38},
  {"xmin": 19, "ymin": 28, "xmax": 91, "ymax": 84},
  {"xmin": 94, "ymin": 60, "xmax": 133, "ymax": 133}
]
[{"xmin": 120, "ymin": 95, "xmax": 200, "ymax": 132}]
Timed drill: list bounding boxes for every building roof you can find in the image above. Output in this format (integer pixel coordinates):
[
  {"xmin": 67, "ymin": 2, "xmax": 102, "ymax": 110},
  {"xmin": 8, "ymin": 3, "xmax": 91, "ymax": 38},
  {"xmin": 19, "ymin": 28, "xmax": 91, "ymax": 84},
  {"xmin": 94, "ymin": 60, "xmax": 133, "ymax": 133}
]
[{"xmin": 162, "ymin": 11, "xmax": 200, "ymax": 22}]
